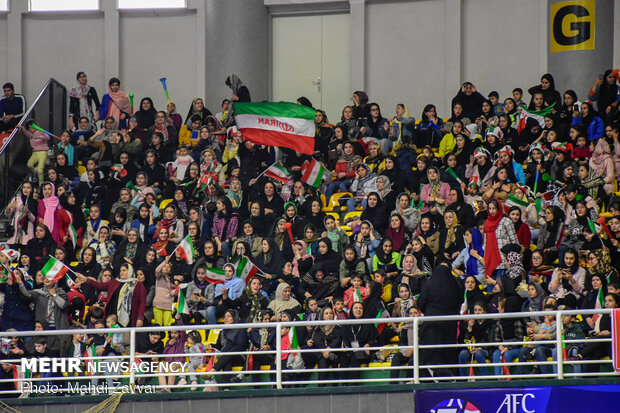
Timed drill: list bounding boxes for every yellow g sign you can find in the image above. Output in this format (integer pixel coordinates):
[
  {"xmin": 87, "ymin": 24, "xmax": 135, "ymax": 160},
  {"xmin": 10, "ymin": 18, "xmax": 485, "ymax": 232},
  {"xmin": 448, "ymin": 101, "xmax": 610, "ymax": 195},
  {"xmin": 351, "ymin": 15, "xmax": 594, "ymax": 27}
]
[{"xmin": 550, "ymin": 0, "xmax": 595, "ymax": 53}]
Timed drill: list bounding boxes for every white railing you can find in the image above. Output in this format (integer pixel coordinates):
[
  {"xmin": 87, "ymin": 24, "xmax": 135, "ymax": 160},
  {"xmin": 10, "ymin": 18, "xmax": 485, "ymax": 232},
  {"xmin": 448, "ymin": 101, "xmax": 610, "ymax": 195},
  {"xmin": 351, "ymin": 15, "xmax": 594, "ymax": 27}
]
[{"xmin": 0, "ymin": 309, "xmax": 615, "ymax": 396}]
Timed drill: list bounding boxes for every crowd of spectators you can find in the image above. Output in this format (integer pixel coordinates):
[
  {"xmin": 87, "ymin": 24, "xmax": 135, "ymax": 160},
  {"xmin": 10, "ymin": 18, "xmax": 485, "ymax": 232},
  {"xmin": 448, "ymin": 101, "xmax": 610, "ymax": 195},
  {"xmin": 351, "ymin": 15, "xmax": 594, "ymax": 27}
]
[{"xmin": 1, "ymin": 70, "xmax": 620, "ymax": 392}]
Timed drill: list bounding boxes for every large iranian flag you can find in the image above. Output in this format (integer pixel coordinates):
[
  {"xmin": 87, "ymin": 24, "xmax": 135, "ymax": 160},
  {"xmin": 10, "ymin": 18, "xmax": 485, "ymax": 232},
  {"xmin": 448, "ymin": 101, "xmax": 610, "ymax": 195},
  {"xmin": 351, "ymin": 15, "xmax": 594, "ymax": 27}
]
[
  {"xmin": 516, "ymin": 103, "xmax": 555, "ymax": 133},
  {"xmin": 300, "ymin": 159, "xmax": 326, "ymax": 187},
  {"xmin": 41, "ymin": 257, "xmax": 69, "ymax": 282},
  {"xmin": 235, "ymin": 102, "xmax": 316, "ymax": 155}
]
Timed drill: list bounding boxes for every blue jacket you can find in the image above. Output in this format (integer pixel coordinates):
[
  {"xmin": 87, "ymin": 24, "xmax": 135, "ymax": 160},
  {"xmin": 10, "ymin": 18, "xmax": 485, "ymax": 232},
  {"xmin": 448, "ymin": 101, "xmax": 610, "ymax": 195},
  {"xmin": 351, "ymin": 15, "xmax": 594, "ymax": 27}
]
[
  {"xmin": 571, "ymin": 116, "xmax": 604, "ymax": 141},
  {"xmin": 511, "ymin": 160, "xmax": 526, "ymax": 185},
  {"xmin": 0, "ymin": 281, "xmax": 34, "ymax": 327}
]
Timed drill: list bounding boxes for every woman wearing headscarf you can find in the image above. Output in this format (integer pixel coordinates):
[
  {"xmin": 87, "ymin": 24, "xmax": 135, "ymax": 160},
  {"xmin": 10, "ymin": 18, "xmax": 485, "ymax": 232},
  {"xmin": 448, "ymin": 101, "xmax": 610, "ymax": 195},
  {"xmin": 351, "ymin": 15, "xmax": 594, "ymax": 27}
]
[
  {"xmin": 69, "ymin": 72, "xmax": 100, "ymax": 122},
  {"xmin": 528, "ymin": 73, "xmax": 562, "ymax": 109},
  {"xmin": 6, "ymin": 180, "xmax": 38, "ymax": 248},
  {"xmin": 24, "ymin": 224, "xmax": 57, "ymax": 273},
  {"xmin": 397, "ymin": 253, "xmax": 425, "ymax": 296},
  {"xmin": 386, "ymin": 213, "xmax": 409, "ymax": 253},
  {"xmin": 452, "ymin": 227, "xmax": 485, "ymax": 282},
  {"xmin": 314, "ymin": 237, "xmax": 342, "ymax": 277},
  {"xmin": 382, "ymin": 156, "xmax": 407, "ymax": 195},
  {"xmin": 483, "ymin": 199, "xmax": 519, "ymax": 284},
  {"xmin": 212, "ymin": 196, "xmax": 238, "ymax": 261},
  {"xmin": 339, "ymin": 244, "xmax": 368, "ymax": 287},
  {"xmin": 268, "ymin": 282, "xmax": 301, "ymax": 316},
  {"xmin": 301, "ymin": 264, "xmax": 340, "ymax": 307},
  {"xmin": 465, "ymin": 147, "xmax": 496, "ymax": 190},
  {"xmin": 507, "ymin": 206, "xmax": 531, "ymax": 251},
  {"xmin": 585, "ymin": 249, "xmax": 619, "ymax": 293},
  {"xmin": 302, "ymin": 306, "xmax": 344, "ymax": 384},
  {"xmin": 589, "ymin": 138, "xmax": 616, "ymax": 195},
  {"xmin": 445, "ymin": 187, "xmax": 475, "ymax": 229},
  {"xmin": 37, "ymin": 182, "xmax": 62, "ymax": 244},
  {"xmin": 341, "ymin": 302, "xmax": 379, "ymax": 380},
  {"xmin": 417, "ymin": 216, "xmax": 440, "ymax": 256},
  {"xmin": 418, "ymin": 263, "xmax": 462, "ymax": 374},
  {"xmin": 157, "ymin": 205, "xmax": 185, "ymax": 244},
  {"xmin": 79, "ymin": 263, "xmax": 146, "ymax": 327},
  {"xmin": 134, "ymin": 97, "xmax": 157, "ymax": 130},
  {"xmin": 225, "ymin": 74, "xmax": 251, "ymax": 103},
  {"xmin": 324, "ymin": 141, "xmax": 361, "ymax": 204},
  {"xmin": 371, "ymin": 238, "xmax": 401, "ymax": 282},
  {"xmin": 112, "ymin": 228, "xmax": 147, "ymax": 271},
  {"xmin": 184, "ymin": 97, "xmax": 213, "ymax": 126},
  {"xmin": 438, "ymin": 210, "xmax": 465, "ymax": 261},
  {"xmin": 375, "ymin": 175, "xmax": 397, "ymax": 216},
  {"xmin": 205, "ymin": 308, "xmax": 249, "ymax": 385},
  {"xmin": 549, "ymin": 248, "xmax": 585, "ymax": 308},
  {"xmin": 536, "ymin": 206, "xmax": 566, "ymax": 264},
  {"xmin": 521, "ymin": 282, "xmax": 547, "ymax": 323},
  {"xmin": 98, "ymin": 77, "xmax": 131, "ymax": 129},
  {"xmin": 420, "ymin": 166, "xmax": 451, "ymax": 219},
  {"xmin": 253, "ymin": 238, "xmax": 282, "ymax": 291},
  {"xmin": 360, "ymin": 192, "xmax": 387, "ymax": 235},
  {"xmin": 270, "ymin": 218, "xmax": 295, "ymax": 262},
  {"xmin": 392, "ymin": 192, "xmax": 421, "ymax": 233},
  {"xmin": 572, "ymin": 102, "xmax": 604, "ymax": 142}
]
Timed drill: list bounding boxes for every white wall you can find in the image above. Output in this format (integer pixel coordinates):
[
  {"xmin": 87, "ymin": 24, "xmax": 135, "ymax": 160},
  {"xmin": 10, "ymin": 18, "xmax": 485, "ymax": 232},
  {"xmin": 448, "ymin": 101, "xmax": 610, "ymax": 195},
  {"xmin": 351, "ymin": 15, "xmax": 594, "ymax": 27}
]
[
  {"xmin": 365, "ymin": 0, "xmax": 448, "ymax": 118},
  {"xmin": 461, "ymin": 0, "xmax": 545, "ymax": 104},
  {"xmin": 119, "ymin": 9, "xmax": 199, "ymax": 114},
  {"xmin": 22, "ymin": 12, "xmax": 105, "ymax": 104},
  {"xmin": 0, "ymin": 15, "xmax": 7, "ymax": 86}
]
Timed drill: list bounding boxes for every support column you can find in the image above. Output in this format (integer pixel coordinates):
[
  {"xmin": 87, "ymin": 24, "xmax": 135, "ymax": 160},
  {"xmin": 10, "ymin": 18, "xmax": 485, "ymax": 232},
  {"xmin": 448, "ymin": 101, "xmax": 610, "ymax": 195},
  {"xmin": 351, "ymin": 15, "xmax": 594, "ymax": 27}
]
[
  {"xmin": 6, "ymin": 0, "xmax": 27, "ymax": 91},
  {"xmin": 102, "ymin": 0, "xmax": 120, "ymax": 80},
  {"xmin": 547, "ymin": 0, "xmax": 613, "ymax": 97},
  {"xmin": 349, "ymin": 0, "xmax": 365, "ymax": 93},
  {"xmin": 444, "ymin": 0, "xmax": 461, "ymax": 113}
]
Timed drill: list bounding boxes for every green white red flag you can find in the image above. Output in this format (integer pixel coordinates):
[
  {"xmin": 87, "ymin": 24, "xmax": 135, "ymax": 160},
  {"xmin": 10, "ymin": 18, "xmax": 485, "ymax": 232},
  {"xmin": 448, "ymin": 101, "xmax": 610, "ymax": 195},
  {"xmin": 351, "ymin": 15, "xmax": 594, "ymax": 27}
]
[
  {"xmin": 41, "ymin": 257, "xmax": 69, "ymax": 282},
  {"xmin": 516, "ymin": 104, "xmax": 555, "ymax": 133},
  {"xmin": 300, "ymin": 159, "xmax": 326, "ymax": 187},
  {"xmin": 234, "ymin": 102, "xmax": 316, "ymax": 155},
  {"xmin": 234, "ymin": 256, "xmax": 260, "ymax": 284},
  {"xmin": 264, "ymin": 163, "xmax": 292, "ymax": 183},
  {"xmin": 176, "ymin": 235, "xmax": 195, "ymax": 264}
]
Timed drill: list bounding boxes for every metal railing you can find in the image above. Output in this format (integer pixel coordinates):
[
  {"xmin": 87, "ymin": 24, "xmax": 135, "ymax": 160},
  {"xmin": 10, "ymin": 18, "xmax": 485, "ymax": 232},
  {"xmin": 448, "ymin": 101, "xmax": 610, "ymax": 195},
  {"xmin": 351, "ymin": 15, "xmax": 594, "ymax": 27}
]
[
  {"xmin": 0, "ymin": 78, "xmax": 67, "ymax": 206},
  {"xmin": 0, "ymin": 309, "xmax": 615, "ymax": 396}
]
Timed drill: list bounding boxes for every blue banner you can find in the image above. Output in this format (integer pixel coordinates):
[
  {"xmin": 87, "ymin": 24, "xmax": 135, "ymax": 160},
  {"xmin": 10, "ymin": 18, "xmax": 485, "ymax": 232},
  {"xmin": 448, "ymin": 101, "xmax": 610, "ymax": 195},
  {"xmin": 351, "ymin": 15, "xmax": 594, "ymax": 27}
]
[{"xmin": 415, "ymin": 384, "xmax": 620, "ymax": 413}]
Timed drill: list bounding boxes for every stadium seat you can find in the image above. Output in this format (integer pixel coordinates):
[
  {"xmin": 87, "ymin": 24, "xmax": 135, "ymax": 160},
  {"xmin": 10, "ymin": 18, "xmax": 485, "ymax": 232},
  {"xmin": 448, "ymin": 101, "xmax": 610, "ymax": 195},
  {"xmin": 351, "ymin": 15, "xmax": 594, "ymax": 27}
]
[{"xmin": 77, "ymin": 165, "xmax": 86, "ymax": 176}]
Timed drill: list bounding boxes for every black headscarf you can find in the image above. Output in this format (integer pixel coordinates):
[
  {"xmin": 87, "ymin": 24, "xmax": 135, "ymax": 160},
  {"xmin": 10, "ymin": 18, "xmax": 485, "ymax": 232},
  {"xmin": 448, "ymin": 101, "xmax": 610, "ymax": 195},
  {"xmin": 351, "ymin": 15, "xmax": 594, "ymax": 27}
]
[
  {"xmin": 134, "ymin": 97, "xmax": 157, "ymax": 129},
  {"xmin": 508, "ymin": 206, "xmax": 523, "ymax": 232},
  {"xmin": 363, "ymin": 281, "xmax": 385, "ymax": 318}
]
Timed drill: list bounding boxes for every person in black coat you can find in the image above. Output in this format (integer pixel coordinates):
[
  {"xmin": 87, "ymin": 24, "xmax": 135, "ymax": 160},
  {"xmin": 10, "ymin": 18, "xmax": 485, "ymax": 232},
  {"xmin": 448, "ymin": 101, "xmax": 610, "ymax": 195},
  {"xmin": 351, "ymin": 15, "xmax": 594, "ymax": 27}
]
[
  {"xmin": 341, "ymin": 301, "xmax": 379, "ymax": 380},
  {"xmin": 302, "ymin": 306, "xmax": 344, "ymax": 385},
  {"xmin": 248, "ymin": 309, "xmax": 278, "ymax": 380},
  {"xmin": 452, "ymin": 82, "xmax": 486, "ymax": 120},
  {"xmin": 220, "ymin": 276, "xmax": 269, "ymax": 323},
  {"xmin": 417, "ymin": 261, "xmax": 463, "ymax": 377},
  {"xmin": 111, "ymin": 229, "xmax": 148, "ymax": 271}
]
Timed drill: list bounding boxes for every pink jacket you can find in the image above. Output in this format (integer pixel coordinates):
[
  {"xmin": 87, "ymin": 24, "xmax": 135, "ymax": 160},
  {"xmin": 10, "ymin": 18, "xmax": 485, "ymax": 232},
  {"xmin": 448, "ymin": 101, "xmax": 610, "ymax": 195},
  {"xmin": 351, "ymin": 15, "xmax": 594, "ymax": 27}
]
[
  {"xmin": 23, "ymin": 128, "xmax": 50, "ymax": 152},
  {"xmin": 420, "ymin": 182, "xmax": 452, "ymax": 214}
]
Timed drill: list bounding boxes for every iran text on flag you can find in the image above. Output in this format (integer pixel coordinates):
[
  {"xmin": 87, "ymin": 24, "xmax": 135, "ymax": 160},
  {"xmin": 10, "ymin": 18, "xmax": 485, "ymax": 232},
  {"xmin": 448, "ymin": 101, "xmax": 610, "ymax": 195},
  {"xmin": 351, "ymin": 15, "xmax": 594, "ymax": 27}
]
[
  {"xmin": 264, "ymin": 163, "xmax": 292, "ymax": 183},
  {"xmin": 234, "ymin": 102, "xmax": 316, "ymax": 155},
  {"xmin": 205, "ymin": 268, "xmax": 227, "ymax": 285},
  {"xmin": 235, "ymin": 256, "xmax": 259, "ymax": 284},
  {"xmin": 176, "ymin": 235, "xmax": 195, "ymax": 264},
  {"xmin": 41, "ymin": 257, "xmax": 69, "ymax": 282},
  {"xmin": 300, "ymin": 159, "xmax": 326, "ymax": 187}
]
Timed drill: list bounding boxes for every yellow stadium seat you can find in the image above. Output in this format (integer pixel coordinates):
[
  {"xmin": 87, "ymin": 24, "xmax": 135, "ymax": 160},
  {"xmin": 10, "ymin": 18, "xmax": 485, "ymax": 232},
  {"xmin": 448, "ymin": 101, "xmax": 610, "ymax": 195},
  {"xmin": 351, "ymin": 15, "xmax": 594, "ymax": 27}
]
[
  {"xmin": 328, "ymin": 192, "xmax": 353, "ymax": 211},
  {"xmin": 77, "ymin": 165, "xmax": 87, "ymax": 176}
]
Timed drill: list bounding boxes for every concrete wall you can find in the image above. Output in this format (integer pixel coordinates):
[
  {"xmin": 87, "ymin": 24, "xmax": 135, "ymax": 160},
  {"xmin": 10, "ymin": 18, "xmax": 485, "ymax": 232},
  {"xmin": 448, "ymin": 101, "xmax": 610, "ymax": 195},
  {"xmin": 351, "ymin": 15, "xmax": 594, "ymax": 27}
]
[
  {"xmin": 0, "ymin": 0, "xmax": 618, "ymax": 121},
  {"xmin": 0, "ymin": 0, "xmax": 269, "ymax": 119}
]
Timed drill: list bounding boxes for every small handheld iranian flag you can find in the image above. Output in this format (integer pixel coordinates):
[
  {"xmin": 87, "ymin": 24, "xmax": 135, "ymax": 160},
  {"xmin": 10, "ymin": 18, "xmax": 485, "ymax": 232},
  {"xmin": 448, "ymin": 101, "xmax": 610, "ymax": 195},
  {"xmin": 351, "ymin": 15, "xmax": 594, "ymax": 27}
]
[
  {"xmin": 375, "ymin": 308, "xmax": 388, "ymax": 334},
  {"xmin": 263, "ymin": 163, "xmax": 292, "ymax": 183},
  {"xmin": 177, "ymin": 283, "xmax": 190, "ymax": 315},
  {"xmin": 65, "ymin": 274, "xmax": 76, "ymax": 290},
  {"xmin": 176, "ymin": 235, "xmax": 195, "ymax": 264},
  {"xmin": 505, "ymin": 194, "xmax": 529, "ymax": 209},
  {"xmin": 234, "ymin": 102, "xmax": 316, "ymax": 155},
  {"xmin": 41, "ymin": 257, "xmax": 70, "ymax": 282},
  {"xmin": 235, "ymin": 256, "xmax": 260, "ymax": 284},
  {"xmin": 68, "ymin": 224, "xmax": 78, "ymax": 248},
  {"xmin": 205, "ymin": 268, "xmax": 227, "ymax": 285},
  {"xmin": 300, "ymin": 159, "xmax": 326, "ymax": 187},
  {"xmin": 288, "ymin": 325, "xmax": 299, "ymax": 356},
  {"xmin": 82, "ymin": 345, "xmax": 98, "ymax": 376},
  {"xmin": 13, "ymin": 363, "xmax": 31, "ymax": 392},
  {"xmin": 354, "ymin": 288, "xmax": 363, "ymax": 303},
  {"xmin": 592, "ymin": 287, "xmax": 605, "ymax": 323}
]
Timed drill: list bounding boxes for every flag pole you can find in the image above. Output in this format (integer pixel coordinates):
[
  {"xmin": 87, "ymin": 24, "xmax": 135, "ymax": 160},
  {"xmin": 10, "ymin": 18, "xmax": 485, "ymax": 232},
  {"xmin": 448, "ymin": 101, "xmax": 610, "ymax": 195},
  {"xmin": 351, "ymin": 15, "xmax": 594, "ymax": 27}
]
[{"xmin": 254, "ymin": 161, "xmax": 278, "ymax": 181}]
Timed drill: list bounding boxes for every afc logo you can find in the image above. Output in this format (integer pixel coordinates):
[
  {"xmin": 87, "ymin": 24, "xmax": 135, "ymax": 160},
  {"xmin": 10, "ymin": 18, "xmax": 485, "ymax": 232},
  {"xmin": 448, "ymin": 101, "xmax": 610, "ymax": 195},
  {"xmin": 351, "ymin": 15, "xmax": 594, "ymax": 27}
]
[
  {"xmin": 496, "ymin": 393, "xmax": 536, "ymax": 413},
  {"xmin": 550, "ymin": 0, "xmax": 595, "ymax": 53}
]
